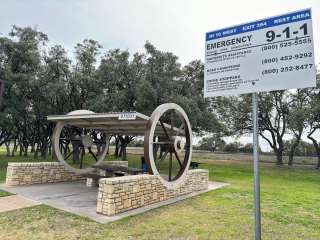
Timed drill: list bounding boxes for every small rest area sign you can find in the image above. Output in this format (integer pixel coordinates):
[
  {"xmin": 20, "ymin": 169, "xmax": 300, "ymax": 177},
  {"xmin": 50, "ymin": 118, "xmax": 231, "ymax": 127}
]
[
  {"xmin": 118, "ymin": 112, "xmax": 136, "ymax": 120},
  {"xmin": 204, "ymin": 8, "xmax": 316, "ymax": 97}
]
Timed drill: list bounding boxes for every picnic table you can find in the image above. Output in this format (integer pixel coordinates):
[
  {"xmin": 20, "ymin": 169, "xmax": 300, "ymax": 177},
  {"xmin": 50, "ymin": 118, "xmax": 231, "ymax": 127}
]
[{"xmin": 92, "ymin": 162, "xmax": 144, "ymax": 176}]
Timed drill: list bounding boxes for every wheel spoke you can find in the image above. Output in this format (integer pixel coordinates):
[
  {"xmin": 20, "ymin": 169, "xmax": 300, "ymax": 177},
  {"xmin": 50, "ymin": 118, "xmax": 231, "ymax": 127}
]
[
  {"xmin": 169, "ymin": 152, "xmax": 172, "ymax": 181},
  {"xmin": 79, "ymin": 147, "xmax": 84, "ymax": 169},
  {"xmin": 64, "ymin": 147, "xmax": 77, "ymax": 160},
  {"xmin": 175, "ymin": 123, "xmax": 185, "ymax": 137},
  {"xmin": 157, "ymin": 149, "xmax": 169, "ymax": 166},
  {"xmin": 159, "ymin": 120, "xmax": 170, "ymax": 139},
  {"xmin": 88, "ymin": 147, "xmax": 98, "ymax": 162},
  {"xmin": 173, "ymin": 149, "xmax": 182, "ymax": 168}
]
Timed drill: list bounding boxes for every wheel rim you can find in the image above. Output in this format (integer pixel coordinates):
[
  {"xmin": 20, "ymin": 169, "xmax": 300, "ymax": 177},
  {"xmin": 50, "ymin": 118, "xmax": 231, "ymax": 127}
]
[
  {"xmin": 144, "ymin": 103, "xmax": 192, "ymax": 189},
  {"xmin": 52, "ymin": 121, "xmax": 110, "ymax": 174}
]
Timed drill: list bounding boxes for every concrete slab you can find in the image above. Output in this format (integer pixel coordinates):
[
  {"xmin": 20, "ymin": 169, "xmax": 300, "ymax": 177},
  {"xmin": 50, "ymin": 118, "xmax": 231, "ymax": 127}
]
[
  {"xmin": 0, "ymin": 195, "xmax": 40, "ymax": 213},
  {"xmin": 0, "ymin": 181, "xmax": 229, "ymax": 223}
]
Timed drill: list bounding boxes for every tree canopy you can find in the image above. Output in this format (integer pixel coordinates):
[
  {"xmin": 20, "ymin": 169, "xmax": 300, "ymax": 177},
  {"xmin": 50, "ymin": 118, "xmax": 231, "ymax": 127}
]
[
  {"xmin": 0, "ymin": 25, "xmax": 319, "ymax": 168},
  {"xmin": 0, "ymin": 26, "xmax": 223, "ymax": 159}
]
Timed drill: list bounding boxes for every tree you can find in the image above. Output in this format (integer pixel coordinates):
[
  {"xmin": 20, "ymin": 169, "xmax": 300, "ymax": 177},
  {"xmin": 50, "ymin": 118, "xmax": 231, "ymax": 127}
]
[
  {"xmin": 287, "ymin": 89, "xmax": 309, "ymax": 166},
  {"xmin": 198, "ymin": 136, "xmax": 225, "ymax": 152},
  {"xmin": 0, "ymin": 26, "xmax": 48, "ymax": 156},
  {"xmin": 258, "ymin": 91, "xmax": 291, "ymax": 165},
  {"xmin": 223, "ymin": 142, "xmax": 242, "ymax": 153},
  {"xmin": 218, "ymin": 91, "xmax": 290, "ymax": 165},
  {"xmin": 34, "ymin": 44, "xmax": 72, "ymax": 158},
  {"xmin": 0, "ymin": 27, "xmax": 226, "ymax": 162},
  {"xmin": 70, "ymin": 39, "xmax": 102, "ymax": 110},
  {"xmin": 92, "ymin": 49, "xmax": 143, "ymax": 159},
  {"xmin": 135, "ymin": 41, "xmax": 181, "ymax": 115},
  {"xmin": 283, "ymin": 139, "xmax": 316, "ymax": 157},
  {"xmin": 306, "ymin": 88, "xmax": 320, "ymax": 169}
]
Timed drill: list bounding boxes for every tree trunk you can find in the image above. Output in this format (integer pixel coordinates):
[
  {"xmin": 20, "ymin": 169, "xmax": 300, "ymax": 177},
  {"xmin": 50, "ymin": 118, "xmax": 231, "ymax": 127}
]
[
  {"xmin": 307, "ymin": 134, "xmax": 320, "ymax": 169},
  {"xmin": 288, "ymin": 131, "xmax": 302, "ymax": 166},
  {"xmin": 121, "ymin": 145, "xmax": 127, "ymax": 161},
  {"xmin": 11, "ymin": 139, "xmax": 17, "ymax": 157},
  {"xmin": 48, "ymin": 144, "xmax": 52, "ymax": 156},
  {"xmin": 288, "ymin": 149, "xmax": 295, "ymax": 166},
  {"xmin": 30, "ymin": 143, "xmax": 35, "ymax": 153},
  {"xmin": 61, "ymin": 141, "xmax": 69, "ymax": 158},
  {"xmin": 34, "ymin": 143, "xmax": 40, "ymax": 159},
  {"xmin": 211, "ymin": 145, "xmax": 217, "ymax": 152},
  {"xmin": 114, "ymin": 137, "xmax": 120, "ymax": 158},
  {"xmin": 40, "ymin": 137, "xmax": 49, "ymax": 159},
  {"xmin": 97, "ymin": 144, "xmax": 102, "ymax": 157},
  {"xmin": 288, "ymin": 141, "xmax": 299, "ymax": 166},
  {"xmin": 275, "ymin": 150, "xmax": 283, "ymax": 165},
  {"xmin": 19, "ymin": 143, "xmax": 23, "ymax": 156},
  {"xmin": 71, "ymin": 140, "xmax": 80, "ymax": 164},
  {"xmin": 41, "ymin": 144, "xmax": 48, "ymax": 159},
  {"xmin": 4, "ymin": 141, "xmax": 10, "ymax": 157},
  {"xmin": 118, "ymin": 145, "xmax": 122, "ymax": 157},
  {"xmin": 23, "ymin": 144, "xmax": 28, "ymax": 156}
]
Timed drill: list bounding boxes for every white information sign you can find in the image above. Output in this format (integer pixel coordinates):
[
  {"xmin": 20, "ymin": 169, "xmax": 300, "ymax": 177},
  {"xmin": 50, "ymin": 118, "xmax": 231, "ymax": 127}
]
[
  {"xmin": 204, "ymin": 9, "xmax": 316, "ymax": 97},
  {"xmin": 118, "ymin": 112, "xmax": 136, "ymax": 120}
]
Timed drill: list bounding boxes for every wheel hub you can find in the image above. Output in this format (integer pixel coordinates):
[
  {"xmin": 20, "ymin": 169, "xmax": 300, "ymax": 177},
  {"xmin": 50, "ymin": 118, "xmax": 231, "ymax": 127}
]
[
  {"xmin": 173, "ymin": 136, "xmax": 185, "ymax": 153},
  {"xmin": 81, "ymin": 135, "xmax": 93, "ymax": 148}
]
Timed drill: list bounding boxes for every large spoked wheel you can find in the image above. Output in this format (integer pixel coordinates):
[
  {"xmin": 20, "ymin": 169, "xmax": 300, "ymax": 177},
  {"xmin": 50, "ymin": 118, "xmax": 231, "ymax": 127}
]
[
  {"xmin": 144, "ymin": 103, "xmax": 192, "ymax": 189},
  {"xmin": 52, "ymin": 118, "xmax": 110, "ymax": 174}
]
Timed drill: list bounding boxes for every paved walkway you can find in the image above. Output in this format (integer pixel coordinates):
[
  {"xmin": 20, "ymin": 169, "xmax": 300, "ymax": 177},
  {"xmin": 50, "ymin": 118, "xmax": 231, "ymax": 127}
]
[
  {"xmin": 0, "ymin": 181, "xmax": 228, "ymax": 223},
  {"xmin": 0, "ymin": 195, "xmax": 39, "ymax": 213}
]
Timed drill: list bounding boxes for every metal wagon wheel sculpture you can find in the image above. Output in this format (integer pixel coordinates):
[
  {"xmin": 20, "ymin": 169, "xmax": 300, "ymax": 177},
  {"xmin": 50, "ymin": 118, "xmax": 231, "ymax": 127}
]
[
  {"xmin": 144, "ymin": 103, "xmax": 192, "ymax": 189},
  {"xmin": 52, "ymin": 110, "xmax": 110, "ymax": 174}
]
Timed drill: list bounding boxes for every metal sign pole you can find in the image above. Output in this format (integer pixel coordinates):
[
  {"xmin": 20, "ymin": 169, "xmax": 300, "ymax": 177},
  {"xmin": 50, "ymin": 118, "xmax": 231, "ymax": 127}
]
[{"xmin": 252, "ymin": 92, "xmax": 261, "ymax": 240}]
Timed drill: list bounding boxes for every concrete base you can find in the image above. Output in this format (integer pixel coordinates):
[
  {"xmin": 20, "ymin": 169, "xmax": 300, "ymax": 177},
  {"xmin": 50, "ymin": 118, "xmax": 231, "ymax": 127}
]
[
  {"xmin": 0, "ymin": 195, "xmax": 40, "ymax": 213},
  {"xmin": 0, "ymin": 181, "xmax": 228, "ymax": 223}
]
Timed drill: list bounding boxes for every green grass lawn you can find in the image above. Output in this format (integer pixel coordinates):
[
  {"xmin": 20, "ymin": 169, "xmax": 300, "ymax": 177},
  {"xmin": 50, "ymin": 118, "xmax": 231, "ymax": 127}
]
[{"xmin": 0, "ymin": 152, "xmax": 319, "ymax": 239}]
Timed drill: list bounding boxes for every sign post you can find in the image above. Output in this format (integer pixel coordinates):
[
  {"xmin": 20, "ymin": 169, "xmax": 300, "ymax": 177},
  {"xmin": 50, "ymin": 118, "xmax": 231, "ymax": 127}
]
[
  {"xmin": 204, "ymin": 9, "xmax": 316, "ymax": 240},
  {"xmin": 252, "ymin": 92, "xmax": 261, "ymax": 240}
]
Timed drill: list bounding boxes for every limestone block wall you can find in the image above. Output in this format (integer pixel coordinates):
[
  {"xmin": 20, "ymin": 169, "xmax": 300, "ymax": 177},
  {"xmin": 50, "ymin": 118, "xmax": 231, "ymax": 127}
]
[
  {"xmin": 6, "ymin": 162, "xmax": 85, "ymax": 186},
  {"xmin": 96, "ymin": 169, "xmax": 209, "ymax": 216}
]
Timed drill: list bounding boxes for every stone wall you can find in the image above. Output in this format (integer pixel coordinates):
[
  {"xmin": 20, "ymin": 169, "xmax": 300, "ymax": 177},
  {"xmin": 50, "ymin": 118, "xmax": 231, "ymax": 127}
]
[
  {"xmin": 6, "ymin": 162, "xmax": 85, "ymax": 186},
  {"xmin": 96, "ymin": 169, "xmax": 208, "ymax": 216}
]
